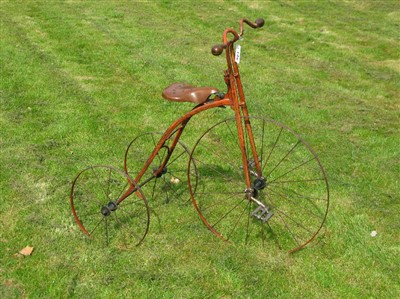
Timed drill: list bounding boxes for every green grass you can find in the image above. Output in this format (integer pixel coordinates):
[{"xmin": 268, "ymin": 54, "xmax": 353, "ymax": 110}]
[{"xmin": 1, "ymin": 1, "xmax": 399, "ymax": 298}]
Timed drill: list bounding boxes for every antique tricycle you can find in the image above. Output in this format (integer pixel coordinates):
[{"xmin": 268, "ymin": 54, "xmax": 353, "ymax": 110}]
[{"xmin": 70, "ymin": 18, "xmax": 329, "ymax": 253}]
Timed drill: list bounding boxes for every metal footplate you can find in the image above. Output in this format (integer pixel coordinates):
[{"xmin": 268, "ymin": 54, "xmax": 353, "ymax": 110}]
[
  {"xmin": 251, "ymin": 205, "xmax": 273, "ymax": 223},
  {"xmin": 249, "ymin": 195, "xmax": 273, "ymax": 223}
]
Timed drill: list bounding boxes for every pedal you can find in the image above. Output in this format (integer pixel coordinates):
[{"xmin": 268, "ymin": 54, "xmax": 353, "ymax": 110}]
[{"xmin": 251, "ymin": 205, "xmax": 273, "ymax": 223}]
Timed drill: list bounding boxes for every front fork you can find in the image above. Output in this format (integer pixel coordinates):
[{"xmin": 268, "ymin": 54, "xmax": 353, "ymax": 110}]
[
  {"xmin": 234, "ymin": 99, "xmax": 272, "ymax": 221},
  {"xmin": 233, "ymin": 98, "xmax": 264, "ymax": 187}
]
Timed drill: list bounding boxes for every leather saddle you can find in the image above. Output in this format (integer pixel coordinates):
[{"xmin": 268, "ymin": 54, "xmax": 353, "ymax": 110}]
[{"xmin": 162, "ymin": 83, "xmax": 219, "ymax": 105}]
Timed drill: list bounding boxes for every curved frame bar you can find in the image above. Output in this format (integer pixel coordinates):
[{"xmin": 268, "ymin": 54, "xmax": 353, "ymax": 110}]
[{"xmin": 117, "ymin": 97, "xmax": 232, "ymax": 204}]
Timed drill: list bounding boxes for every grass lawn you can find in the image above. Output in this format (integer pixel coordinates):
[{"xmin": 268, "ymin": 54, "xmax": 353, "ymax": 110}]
[{"xmin": 1, "ymin": 1, "xmax": 399, "ymax": 298}]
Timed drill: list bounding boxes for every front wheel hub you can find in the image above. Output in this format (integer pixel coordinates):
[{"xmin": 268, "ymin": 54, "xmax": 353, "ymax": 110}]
[
  {"xmin": 254, "ymin": 177, "xmax": 267, "ymax": 190},
  {"xmin": 252, "ymin": 177, "xmax": 266, "ymax": 197}
]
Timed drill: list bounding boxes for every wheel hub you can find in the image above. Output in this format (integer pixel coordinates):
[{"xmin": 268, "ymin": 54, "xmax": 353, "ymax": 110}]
[
  {"xmin": 252, "ymin": 177, "xmax": 267, "ymax": 197},
  {"xmin": 101, "ymin": 201, "xmax": 118, "ymax": 217},
  {"xmin": 153, "ymin": 166, "xmax": 168, "ymax": 178}
]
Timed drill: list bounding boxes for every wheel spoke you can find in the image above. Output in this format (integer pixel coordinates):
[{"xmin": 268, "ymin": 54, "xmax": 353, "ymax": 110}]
[
  {"xmin": 199, "ymin": 192, "xmax": 244, "ymax": 213},
  {"xmin": 89, "ymin": 217, "xmax": 104, "ymax": 235},
  {"xmin": 150, "ymin": 134, "xmax": 160, "ymax": 164},
  {"xmin": 267, "ymin": 183, "xmax": 327, "ymax": 206},
  {"xmin": 259, "ymin": 119, "xmax": 266, "ymax": 171},
  {"xmin": 262, "ymin": 127, "xmax": 283, "ymax": 174},
  {"xmin": 90, "ymin": 167, "xmax": 110, "ymax": 201},
  {"xmin": 227, "ymin": 200, "xmax": 251, "ymax": 240},
  {"xmin": 80, "ymin": 179, "xmax": 103, "ymax": 207},
  {"xmin": 266, "ymin": 193, "xmax": 314, "ymax": 235},
  {"xmin": 195, "ymin": 143, "xmax": 242, "ymax": 176},
  {"xmin": 106, "ymin": 167, "xmax": 112, "ymax": 199},
  {"xmin": 116, "ymin": 180, "xmax": 129, "ymax": 202},
  {"xmin": 266, "ymin": 140, "xmax": 301, "ymax": 178},
  {"xmin": 167, "ymin": 149, "xmax": 186, "ymax": 167},
  {"xmin": 113, "ymin": 210, "xmax": 142, "ymax": 242},
  {"xmin": 224, "ymin": 119, "xmax": 241, "ymax": 150},
  {"xmin": 105, "ymin": 217, "xmax": 109, "ymax": 246},
  {"xmin": 79, "ymin": 210, "xmax": 102, "ymax": 219},
  {"xmin": 211, "ymin": 196, "xmax": 246, "ymax": 229},
  {"xmin": 245, "ymin": 201, "xmax": 253, "ymax": 244},
  {"xmin": 269, "ymin": 178, "xmax": 325, "ymax": 184},
  {"xmin": 265, "ymin": 187, "xmax": 324, "ymax": 220},
  {"xmin": 111, "ymin": 212, "xmax": 128, "ymax": 247},
  {"xmin": 267, "ymin": 156, "xmax": 317, "ymax": 184},
  {"xmin": 163, "ymin": 175, "xmax": 171, "ymax": 203},
  {"xmin": 151, "ymin": 177, "xmax": 158, "ymax": 200},
  {"xmin": 195, "ymin": 191, "xmax": 244, "ymax": 195}
]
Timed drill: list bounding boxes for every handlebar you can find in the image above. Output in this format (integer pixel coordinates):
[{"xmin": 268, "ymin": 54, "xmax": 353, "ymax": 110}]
[{"xmin": 211, "ymin": 18, "xmax": 265, "ymax": 56}]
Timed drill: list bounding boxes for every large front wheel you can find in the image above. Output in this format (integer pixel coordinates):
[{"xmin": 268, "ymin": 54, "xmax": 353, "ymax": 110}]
[{"xmin": 188, "ymin": 117, "xmax": 329, "ymax": 253}]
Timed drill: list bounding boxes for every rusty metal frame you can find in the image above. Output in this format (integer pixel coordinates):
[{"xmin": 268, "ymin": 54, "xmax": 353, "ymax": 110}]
[
  {"xmin": 117, "ymin": 19, "xmax": 265, "ymax": 205},
  {"xmin": 70, "ymin": 18, "xmax": 330, "ymax": 253}
]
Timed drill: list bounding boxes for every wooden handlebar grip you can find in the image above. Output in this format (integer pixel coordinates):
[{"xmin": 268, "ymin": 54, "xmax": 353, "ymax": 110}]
[
  {"xmin": 255, "ymin": 18, "xmax": 265, "ymax": 28},
  {"xmin": 211, "ymin": 44, "xmax": 225, "ymax": 56}
]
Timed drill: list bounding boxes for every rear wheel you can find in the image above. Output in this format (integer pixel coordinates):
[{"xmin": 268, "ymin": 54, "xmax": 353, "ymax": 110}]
[
  {"xmin": 70, "ymin": 165, "xmax": 150, "ymax": 248},
  {"xmin": 124, "ymin": 132, "xmax": 197, "ymax": 204},
  {"xmin": 188, "ymin": 117, "xmax": 329, "ymax": 252}
]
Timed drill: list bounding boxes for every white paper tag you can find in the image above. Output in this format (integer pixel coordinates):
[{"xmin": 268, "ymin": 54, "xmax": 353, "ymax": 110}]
[{"xmin": 235, "ymin": 45, "xmax": 241, "ymax": 64}]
